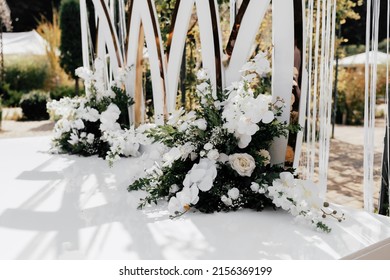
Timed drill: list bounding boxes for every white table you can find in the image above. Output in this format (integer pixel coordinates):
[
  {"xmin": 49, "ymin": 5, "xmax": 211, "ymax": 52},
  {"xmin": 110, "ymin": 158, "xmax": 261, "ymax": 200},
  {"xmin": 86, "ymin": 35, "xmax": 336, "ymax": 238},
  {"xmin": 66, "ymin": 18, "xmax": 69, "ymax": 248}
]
[{"xmin": 1, "ymin": 136, "xmax": 390, "ymax": 260}]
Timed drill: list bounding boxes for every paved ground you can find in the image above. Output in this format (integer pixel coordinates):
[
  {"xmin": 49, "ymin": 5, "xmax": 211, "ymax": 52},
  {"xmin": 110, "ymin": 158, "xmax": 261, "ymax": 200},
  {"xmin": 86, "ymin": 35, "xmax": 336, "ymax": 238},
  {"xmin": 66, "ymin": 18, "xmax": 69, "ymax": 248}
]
[
  {"xmin": 0, "ymin": 118, "xmax": 387, "ymax": 210},
  {"xmin": 326, "ymin": 119, "xmax": 385, "ymax": 210}
]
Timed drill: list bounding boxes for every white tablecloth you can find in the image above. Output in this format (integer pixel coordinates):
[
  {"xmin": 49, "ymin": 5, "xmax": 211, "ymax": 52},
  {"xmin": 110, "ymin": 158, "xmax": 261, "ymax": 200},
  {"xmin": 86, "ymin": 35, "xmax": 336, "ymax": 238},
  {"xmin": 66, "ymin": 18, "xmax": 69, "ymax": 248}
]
[{"xmin": 1, "ymin": 136, "xmax": 390, "ymax": 260}]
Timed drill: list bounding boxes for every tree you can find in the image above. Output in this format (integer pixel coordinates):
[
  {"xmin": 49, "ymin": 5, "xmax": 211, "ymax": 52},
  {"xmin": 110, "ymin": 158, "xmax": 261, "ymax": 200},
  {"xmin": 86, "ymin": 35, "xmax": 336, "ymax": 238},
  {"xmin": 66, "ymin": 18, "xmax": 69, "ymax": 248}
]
[
  {"xmin": 7, "ymin": 0, "xmax": 61, "ymax": 32},
  {"xmin": 59, "ymin": 0, "xmax": 82, "ymax": 94}
]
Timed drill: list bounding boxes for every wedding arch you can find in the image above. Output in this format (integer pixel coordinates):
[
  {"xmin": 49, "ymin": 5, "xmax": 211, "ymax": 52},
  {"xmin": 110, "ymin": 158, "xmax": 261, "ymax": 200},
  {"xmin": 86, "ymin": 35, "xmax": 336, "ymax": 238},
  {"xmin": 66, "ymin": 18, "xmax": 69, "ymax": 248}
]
[{"xmin": 2, "ymin": 0, "xmax": 390, "ymax": 261}]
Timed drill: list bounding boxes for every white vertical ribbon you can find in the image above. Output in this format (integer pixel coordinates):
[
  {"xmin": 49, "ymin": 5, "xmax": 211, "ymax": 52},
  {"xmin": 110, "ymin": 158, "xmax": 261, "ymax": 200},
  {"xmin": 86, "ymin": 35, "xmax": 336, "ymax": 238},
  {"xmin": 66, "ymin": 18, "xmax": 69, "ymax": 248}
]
[
  {"xmin": 308, "ymin": 0, "xmax": 321, "ymax": 180},
  {"xmin": 224, "ymin": 0, "xmax": 270, "ymax": 86},
  {"xmin": 195, "ymin": 0, "xmax": 224, "ymax": 99},
  {"xmin": 166, "ymin": 0, "xmax": 195, "ymax": 113},
  {"xmin": 364, "ymin": 0, "xmax": 381, "ymax": 212},
  {"xmin": 230, "ymin": 0, "xmax": 236, "ymax": 31},
  {"xmin": 318, "ymin": 0, "xmax": 327, "ymax": 196},
  {"xmin": 79, "ymin": 0, "xmax": 91, "ymax": 69},
  {"xmin": 303, "ymin": 0, "xmax": 315, "ymax": 180},
  {"xmin": 300, "ymin": 0, "xmax": 336, "ymax": 193}
]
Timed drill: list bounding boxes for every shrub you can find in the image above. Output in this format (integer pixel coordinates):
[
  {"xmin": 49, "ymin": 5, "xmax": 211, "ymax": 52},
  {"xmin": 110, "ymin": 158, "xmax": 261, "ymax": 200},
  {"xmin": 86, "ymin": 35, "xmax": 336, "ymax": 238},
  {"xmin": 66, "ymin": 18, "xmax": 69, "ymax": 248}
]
[
  {"xmin": 20, "ymin": 90, "xmax": 51, "ymax": 120},
  {"xmin": 4, "ymin": 55, "xmax": 49, "ymax": 93},
  {"xmin": 60, "ymin": 0, "xmax": 83, "ymax": 94},
  {"xmin": 0, "ymin": 83, "xmax": 23, "ymax": 107},
  {"xmin": 336, "ymin": 65, "xmax": 388, "ymax": 125},
  {"xmin": 50, "ymin": 85, "xmax": 83, "ymax": 100}
]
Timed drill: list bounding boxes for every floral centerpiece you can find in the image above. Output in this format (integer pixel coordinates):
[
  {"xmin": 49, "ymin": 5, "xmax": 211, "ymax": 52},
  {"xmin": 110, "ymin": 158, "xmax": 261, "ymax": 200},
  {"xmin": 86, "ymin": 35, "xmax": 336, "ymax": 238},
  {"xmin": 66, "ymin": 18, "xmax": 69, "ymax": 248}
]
[
  {"xmin": 47, "ymin": 58, "xmax": 150, "ymax": 165},
  {"xmin": 129, "ymin": 53, "xmax": 339, "ymax": 232}
]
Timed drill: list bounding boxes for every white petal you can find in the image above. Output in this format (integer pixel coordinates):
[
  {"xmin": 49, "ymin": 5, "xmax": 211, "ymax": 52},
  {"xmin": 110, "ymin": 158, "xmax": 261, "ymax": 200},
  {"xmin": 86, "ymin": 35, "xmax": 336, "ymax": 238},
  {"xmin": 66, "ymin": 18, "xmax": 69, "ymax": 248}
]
[
  {"xmin": 190, "ymin": 185, "xmax": 199, "ymax": 203},
  {"xmin": 262, "ymin": 111, "xmax": 275, "ymax": 124},
  {"xmin": 168, "ymin": 197, "xmax": 182, "ymax": 214},
  {"xmin": 190, "ymin": 169, "xmax": 206, "ymax": 182},
  {"xmin": 238, "ymin": 134, "xmax": 251, "ymax": 149},
  {"xmin": 198, "ymin": 176, "xmax": 213, "ymax": 192}
]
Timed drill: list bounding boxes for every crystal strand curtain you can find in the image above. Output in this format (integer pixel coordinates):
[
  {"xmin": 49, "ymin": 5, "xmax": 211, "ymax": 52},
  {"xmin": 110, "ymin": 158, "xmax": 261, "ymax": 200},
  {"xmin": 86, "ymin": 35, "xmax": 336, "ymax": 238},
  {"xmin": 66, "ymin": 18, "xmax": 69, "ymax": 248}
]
[
  {"xmin": 301, "ymin": 0, "xmax": 336, "ymax": 197},
  {"xmin": 364, "ymin": 0, "xmax": 381, "ymax": 212}
]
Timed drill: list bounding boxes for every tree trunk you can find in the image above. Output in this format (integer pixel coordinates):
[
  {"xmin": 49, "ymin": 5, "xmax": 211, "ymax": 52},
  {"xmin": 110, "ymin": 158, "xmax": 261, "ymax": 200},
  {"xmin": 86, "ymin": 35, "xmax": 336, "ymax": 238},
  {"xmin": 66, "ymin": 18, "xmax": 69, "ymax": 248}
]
[{"xmin": 75, "ymin": 77, "xmax": 79, "ymax": 95}]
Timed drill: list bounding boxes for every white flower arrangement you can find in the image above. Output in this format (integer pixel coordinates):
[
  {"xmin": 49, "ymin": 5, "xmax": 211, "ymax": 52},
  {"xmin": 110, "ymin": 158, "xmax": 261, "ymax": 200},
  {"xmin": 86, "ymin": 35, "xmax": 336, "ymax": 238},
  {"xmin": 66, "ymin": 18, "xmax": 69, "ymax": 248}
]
[
  {"xmin": 128, "ymin": 53, "xmax": 341, "ymax": 232},
  {"xmin": 48, "ymin": 58, "xmax": 144, "ymax": 161}
]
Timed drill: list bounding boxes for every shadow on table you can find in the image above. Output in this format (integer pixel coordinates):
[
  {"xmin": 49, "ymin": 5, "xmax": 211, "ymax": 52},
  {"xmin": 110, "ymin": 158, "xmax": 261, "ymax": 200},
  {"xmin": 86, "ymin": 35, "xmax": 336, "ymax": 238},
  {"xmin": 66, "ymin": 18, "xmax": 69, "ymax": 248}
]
[
  {"xmin": 0, "ymin": 151, "xmax": 168, "ymax": 259},
  {"xmin": 1, "ymin": 143, "xmax": 389, "ymax": 260}
]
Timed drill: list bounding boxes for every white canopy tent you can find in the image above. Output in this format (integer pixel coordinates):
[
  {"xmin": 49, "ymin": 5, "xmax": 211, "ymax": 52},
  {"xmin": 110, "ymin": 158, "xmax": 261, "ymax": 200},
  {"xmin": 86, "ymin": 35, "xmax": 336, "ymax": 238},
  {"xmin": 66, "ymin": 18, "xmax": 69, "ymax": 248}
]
[
  {"xmin": 3, "ymin": 30, "xmax": 48, "ymax": 56},
  {"xmin": 338, "ymin": 51, "xmax": 390, "ymax": 66}
]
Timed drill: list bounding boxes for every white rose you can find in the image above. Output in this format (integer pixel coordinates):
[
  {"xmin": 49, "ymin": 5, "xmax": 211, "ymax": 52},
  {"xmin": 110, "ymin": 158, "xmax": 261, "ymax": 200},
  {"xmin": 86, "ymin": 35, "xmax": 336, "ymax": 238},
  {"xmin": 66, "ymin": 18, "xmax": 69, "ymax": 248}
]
[
  {"xmin": 86, "ymin": 133, "xmax": 95, "ymax": 144},
  {"xmin": 207, "ymin": 149, "xmax": 219, "ymax": 161},
  {"xmin": 194, "ymin": 118, "xmax": 207, "ymax": 130},
  {"xmin": 229, "ymin": 153, "xmax": 256, "ymax": 177},
  {"xmin": 204, "ymin": 143, "xmax": 213, "ymax": 150},
  {"xmin": 258, "ymin": 149, "xmax": 271, "ymax": 165},
  {"xmin": 228, "ymin": 188, "xmax": 240, "ymax": 200},
  {"xmin": 250, "ymin": 182, "xmax": 260, "ymax": 192},
  {"xmin": 221, "ymin": 195, "xmax": 232, "ymax": 206}
]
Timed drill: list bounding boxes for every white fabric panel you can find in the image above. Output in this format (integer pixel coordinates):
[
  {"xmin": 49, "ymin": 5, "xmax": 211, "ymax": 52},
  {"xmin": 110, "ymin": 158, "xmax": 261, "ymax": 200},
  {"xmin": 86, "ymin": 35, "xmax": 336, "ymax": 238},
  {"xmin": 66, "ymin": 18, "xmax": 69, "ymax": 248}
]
[
  {"xmin": 79, "ymin": 0, "xmax": 90, "ymax": 68},
  {"xmin": 224, "ymin": 0, "xmax": 270, "ymax": 86},
  {"xmin": 195, "ymin": 0, "xmax": 223, "ymax": 99},
  {"xmin": 92, "ymin": 0, "xmax": 124, "ymax": 74},
  {"xmin": 126, "ymin": 0, "xmax": 167, "ymax": 125},
  {"xmin": 269, "ymin": 0, "xmax": 295, "ymax": 165},
  {"xmin": 166, "ymin": 0, "xmax": 195, "ymax": 113}
]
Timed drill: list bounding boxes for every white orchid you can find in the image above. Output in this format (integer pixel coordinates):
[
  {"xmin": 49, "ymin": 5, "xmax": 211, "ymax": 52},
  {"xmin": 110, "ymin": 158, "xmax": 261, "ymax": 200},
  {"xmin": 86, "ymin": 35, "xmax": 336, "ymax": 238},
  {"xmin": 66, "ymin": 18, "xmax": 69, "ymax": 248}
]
[
  {"xmin": 253, "ymin": 52, "xmax": 271, "ymax": 76},
  {"xmin": 183, "ymin": 158, "xmax": 217, "ymax": 192},
  {"xmin": 168, "ymin": 185, "xmax": 199, "ymax": 215},
  {"xmin": 162, "ymin": 147, "xmax": 182, "ymax": 167},
  {"xmin": 222, "ymin": 81, "xmax": 275, "ymax": 148},
  {"xmin": 167, "ymin": 108, "xmax": 185, "ymax": 126}
]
